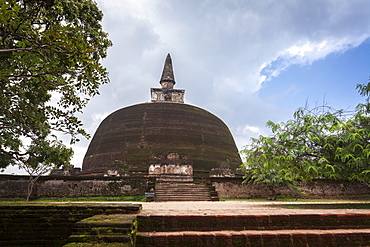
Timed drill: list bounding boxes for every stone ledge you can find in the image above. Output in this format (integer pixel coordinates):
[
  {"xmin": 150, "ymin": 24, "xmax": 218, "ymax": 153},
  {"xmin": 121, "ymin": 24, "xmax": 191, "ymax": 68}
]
[
  {"xmin": 137, "ymin": 213, "xmax": 370, "ymax": 232},
  {"xmin": 136, "ymin": 229, "xmax": 370, "ymax": 246}
]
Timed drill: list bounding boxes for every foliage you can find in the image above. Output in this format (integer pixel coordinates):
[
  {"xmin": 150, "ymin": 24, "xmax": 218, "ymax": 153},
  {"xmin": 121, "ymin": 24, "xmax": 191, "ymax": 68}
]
[
  {"xmin": 0, "ymin": 0, "xmax": 111, "ymax": 200},
  {"xmin": 21, "ymin": 138, "xmax": 73, "ymax": 201},
  {"xmin": 241, "ymin": 80, "xmax": 370, "ymax": 197},
  {"xmin": 0, "ymin": 0, "xmax": 111, "ymax": 171}
]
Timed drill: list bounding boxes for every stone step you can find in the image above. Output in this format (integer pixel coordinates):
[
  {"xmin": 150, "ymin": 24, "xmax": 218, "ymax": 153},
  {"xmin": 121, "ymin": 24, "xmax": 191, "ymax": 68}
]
[
  {"xmin": 155, "ymin": 191, "xmax": 217, "ymax": 197},
  {"xmin": 157, "ymin": 181, "xmax": 205, "ymax": 184},
  {"xmin": 137, "ymin": 214, "xmax": 370, "ymax": 232},
  {"xmin": 0, "ymin": 204, "xmax": 141, "ymax": 246},
  {"xmin": 154, "ymin": 181, "xmax": 218, "ymax": 202},
  {"xmin": 155, "ymin": 198, "xmax": 220, "ymax": 202},
  {"xmin": 156, "ymin": 189, "xmax": 215, "ymax": 192},
  {"xmin": 155, "ymin": 198, "xmax": 212, "ymax": 202},
  {"xmin": 155, "ymin": 195, "xmax": 210, "ymax": 198},
  {"xmin": 66, "ymin": 214, "xmax": 137, "ymax": 246},
  {"xmin": 155, "ymin": 197, "xmax": 212, "ymax": 202},
  {"xmin": 155, "ymin": 188, "xmax": 209, "ymax": 193},
  {"xmin": 155, "ymin": 184, "xmax": 211, "ymax": 189},
  {"xmin": 160, "ymin": 184, "xmax": 214, "ymax": 187},
  {"xmin": 90, "ymin": 227, "xmax": 132, "ymax": 235},
  {"xmin": 136, "ymin": 214, "xmax": 370, "ymax": 246},
  {"xmin": 156, "ymin": 191, "xmax": 209, "ymax": 194},
  {"xmin": 155, "ymin": 191, "xmax": 210, "ymax": 194},
  {"xmin": 155, "ymin": 191, "xmax": 211, "ymax": 194},
  {"xmin": 155, "ymin": 194, "xmax": 210, "ymax": 197},
  {"xmin": 136, "ymin": 229, "xmax": 370, "ymax": 246},
  {"xmin": 155, "ymin": 195, "xmax": 212, "ymax": 201},
  {"xmin": 156, "ymin": 177, "xmax": 193, "ymax": 182},
  {"xmin": 68, "ymin": 234, "xmax": 132, "ymax": 243},
  {"xmin": 155, "ymin": 193, "xmax": 211, "ymax": 196},
  {"xmin": 155, "ymin": 195, "xmax": 211, "ymax": 199},
  {"xmin": 155, "ymin": 189, "xmax": 210, "ymax": 192}
]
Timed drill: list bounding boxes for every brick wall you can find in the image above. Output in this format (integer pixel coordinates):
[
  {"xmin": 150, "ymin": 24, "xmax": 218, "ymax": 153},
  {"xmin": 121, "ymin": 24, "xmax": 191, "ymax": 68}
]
[
  {"xmin": 0, "ymin": 175, "xmax": 368, "ymax": 199},
  {"xmin": 211, "ymin": 177, "xmax": 370, "ymax": 199},
  {"xmin": 0, "ymin": 175, "xmax": 154, "ymax": 199}
]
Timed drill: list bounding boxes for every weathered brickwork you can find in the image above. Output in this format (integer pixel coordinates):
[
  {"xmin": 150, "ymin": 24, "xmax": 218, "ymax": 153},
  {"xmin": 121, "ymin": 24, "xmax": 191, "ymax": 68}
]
[
  {"xmin": 211, "ymin": 177, "xmax": 370, "ymax": 199},
  {"xmin": 136, "ymin": 214, "xmax": 370, "ymax": 246},
  {"xmin": 81, "ymin": 53, "xmax": 242, "ymax": 176},
  {"xmin": 0, "ymin": 175, "xmax": 369, "ymax": 199},
  {"xmin": 0, "ymin": 175, "xmax": 153, "ymax": 199}
]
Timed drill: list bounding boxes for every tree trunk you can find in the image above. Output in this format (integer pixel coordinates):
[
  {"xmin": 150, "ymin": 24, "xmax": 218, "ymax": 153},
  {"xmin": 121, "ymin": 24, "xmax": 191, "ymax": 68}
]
[
  {"xmin": 26, "ymin": 175, "xmax": 40, "ymax": 202},
  {"xmin": 267, "ymin": 185, "xmax": 277, "ymax": 200}
]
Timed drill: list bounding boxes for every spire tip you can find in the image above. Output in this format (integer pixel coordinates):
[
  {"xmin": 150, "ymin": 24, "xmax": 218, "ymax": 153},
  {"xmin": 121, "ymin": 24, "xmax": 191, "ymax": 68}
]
[{"xmin": 160, "ymin": 53, "xmax": 175, "ymax": 86}]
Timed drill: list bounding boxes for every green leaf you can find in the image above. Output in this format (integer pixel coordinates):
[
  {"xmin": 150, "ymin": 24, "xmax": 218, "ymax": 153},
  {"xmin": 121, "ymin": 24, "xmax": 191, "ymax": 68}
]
[{"xmin": 0, "ymin": 0, "xmax": 111, "ymax": 175}]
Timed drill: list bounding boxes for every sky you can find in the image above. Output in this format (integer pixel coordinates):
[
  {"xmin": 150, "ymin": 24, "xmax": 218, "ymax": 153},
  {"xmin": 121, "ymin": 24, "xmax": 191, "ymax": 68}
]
[{"xmin": 3, "ymin": 0, "xmax": 370, "ymax": 174}]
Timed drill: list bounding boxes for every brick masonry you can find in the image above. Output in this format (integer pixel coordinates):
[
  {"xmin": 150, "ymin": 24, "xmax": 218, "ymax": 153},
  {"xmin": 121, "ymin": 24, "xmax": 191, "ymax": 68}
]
[
  {"xmin": 136, "ymin": 214, "xmax": 370, "ymax": 246},
  {"xmin": 0, "ymin": 175, "xmax": 154, "ymax": 199},
  {"xmin": 211, "ymin": 177, "xmax": 370, "ymax": 199},
  {"xmin": 0, "ymin": 175, "xmax": 369, "ymax": 199}
]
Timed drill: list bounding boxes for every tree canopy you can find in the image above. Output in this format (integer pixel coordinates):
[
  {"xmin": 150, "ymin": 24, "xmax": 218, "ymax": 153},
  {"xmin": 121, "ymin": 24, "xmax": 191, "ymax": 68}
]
[
  {"xmin": 0, "ymin": 0, "xmax": 112, "ymax": 172},
  {"xmin": 241, "ymin": 80, "xmax": 370, "ymax": 195}
]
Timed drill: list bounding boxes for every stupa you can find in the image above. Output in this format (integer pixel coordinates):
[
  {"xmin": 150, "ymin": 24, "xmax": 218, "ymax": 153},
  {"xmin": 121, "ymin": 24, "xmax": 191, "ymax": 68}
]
[{"xmin": 81, "ymin": 54, "xmax": 241, "ymax": 176}]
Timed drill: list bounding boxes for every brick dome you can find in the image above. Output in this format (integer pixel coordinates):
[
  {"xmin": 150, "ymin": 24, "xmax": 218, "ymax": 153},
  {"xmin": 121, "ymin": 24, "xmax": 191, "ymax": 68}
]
[{"xmin": 81, "ymin": 102, "xmax": 242, "ymax": 175}]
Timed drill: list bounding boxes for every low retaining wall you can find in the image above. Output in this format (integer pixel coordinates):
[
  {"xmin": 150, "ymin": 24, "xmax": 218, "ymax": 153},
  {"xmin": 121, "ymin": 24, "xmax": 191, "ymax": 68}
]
[
  {"xmin": 211, "ymin": 177, "xmax": 370, "ymax": 199},
  {"xmin": 0, "ymin": 175, "xmax": 369, "ymax": 199},
  {"xmin": 0, "ymin": 204, "xmax": 141, "ymax": 246},
  {"xmin": 0, "ymin": 175, "xmax": 154, "ymax": 199}
]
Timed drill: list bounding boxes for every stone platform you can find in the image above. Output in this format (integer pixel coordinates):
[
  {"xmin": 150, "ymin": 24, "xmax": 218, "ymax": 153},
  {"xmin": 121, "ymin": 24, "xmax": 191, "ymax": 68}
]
[
  {"xmin": 0, "ymin": 203, "xmax": 141, "ymax": 246},
  {"xmin": 136, "ymin": 201, "xmax": 370, "ymax": 246},
  {"xmin": 139, "ymin": 200, "xmax": 370, "ymax": 216},
  {"xmin": 4, "ymin": 201, "xmax": 370, "ymax": 246}
]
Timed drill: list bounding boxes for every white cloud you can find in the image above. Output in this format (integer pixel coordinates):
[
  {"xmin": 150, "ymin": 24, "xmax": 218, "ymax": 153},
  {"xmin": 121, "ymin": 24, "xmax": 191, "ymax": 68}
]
[
  {"xmin": 260, "ymin": 34, "xmax": 369, "ymax": 84},
  {"xmin": 233, "ymin": 124, "xmax": 269, "ymax": 149}
]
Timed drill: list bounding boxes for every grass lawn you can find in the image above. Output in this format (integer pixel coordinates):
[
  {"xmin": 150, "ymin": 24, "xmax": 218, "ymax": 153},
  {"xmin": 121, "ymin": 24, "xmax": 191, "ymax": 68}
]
[
  {"xmin": 220, "ymin": 195, "xmax": 370, "ymax": 209},
  {"xmin": 273, "ymin": 203, "xmax": 370, "ymax": 209},
  {"xmin": 0, "ymin": 195, "xmax": 146, "ymax": 203}
]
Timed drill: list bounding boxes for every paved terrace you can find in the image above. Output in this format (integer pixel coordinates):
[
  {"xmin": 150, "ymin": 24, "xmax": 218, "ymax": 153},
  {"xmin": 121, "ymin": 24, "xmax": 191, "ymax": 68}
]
[
  {"xmin": 135, "ymin": 201, "xmax": 370, "ymax": 246},
  {"xmin": 138, "ymin": 200, "xmax": 370, "ymax": 216},
  {"xmin": 43, "ymin": 200, "xmax": 370, "ymax": 245}
]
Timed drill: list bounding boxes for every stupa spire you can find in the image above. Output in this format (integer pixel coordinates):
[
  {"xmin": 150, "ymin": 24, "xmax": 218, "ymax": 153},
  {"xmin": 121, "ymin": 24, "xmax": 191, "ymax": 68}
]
[
  {"xmin": 151, "ymin": 54, "xmax": 184, "ymax": 103},
  {"xmin": 160, "ymin": 53, "xmax": 176, "ymax": 88}
]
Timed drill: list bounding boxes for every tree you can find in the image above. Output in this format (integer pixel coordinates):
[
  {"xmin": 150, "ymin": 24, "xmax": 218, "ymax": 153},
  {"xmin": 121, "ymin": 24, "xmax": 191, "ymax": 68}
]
[
  {"xmin": 0, "ymin": 0, "xmax": 112, "ymax": 199},
  {"xmin": 241, "ymin": 80, "xmax": 370, "ymax": 199},
  {"xmin": 21, "ymin": 138, "xmax": 73, "ymax": 201},
  {"xmin": 240, "ymin": 106, "xmax": 344, "ymax": 199}
]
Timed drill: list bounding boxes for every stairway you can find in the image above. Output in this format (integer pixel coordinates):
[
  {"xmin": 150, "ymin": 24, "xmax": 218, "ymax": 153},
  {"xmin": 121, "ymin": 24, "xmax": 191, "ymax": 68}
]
[
  {"xmin": 136, "ymin": 214, "xmax": 370, "ymax": 246},
  {"xmin": 0, "ymin": 204, "xmax": 141, "ymax": 247},
  {"xmin": 154, "ymin": 175, "xmax": 218, "ymax": 201},
  {"xmin": 65, "ymin": 214, "xmax": 137, "ymax": 247}
]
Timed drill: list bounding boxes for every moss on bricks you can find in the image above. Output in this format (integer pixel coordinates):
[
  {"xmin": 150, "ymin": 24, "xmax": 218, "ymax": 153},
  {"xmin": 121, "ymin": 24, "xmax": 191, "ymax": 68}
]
[
  {"xmin": 64, "ymin": 242, "xmax": 131, "ymax": 246},
  {"xmin": 0, "ymin": 204, "xmax": 139, "ymax": 246}
]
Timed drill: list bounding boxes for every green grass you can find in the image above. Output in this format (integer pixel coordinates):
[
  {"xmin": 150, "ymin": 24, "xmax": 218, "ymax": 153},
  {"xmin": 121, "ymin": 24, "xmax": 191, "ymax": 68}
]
[
  {"xmin": 0, "ymin": 195, "xmax": 146, "ymax": 202},
  {"xmin": 220, "ymin": 194, "xmax": 370, "ymax": 202},
  {"xmin": 220, "ymin": 196, "xmax": 370, "ymax": 209},
  {"xmin": 219, "ymin": 197, "xmax": 332, "ymax": 202},
  {"xmin": 276, "ymin": 203, "xmax": 370, "ymax": 209}
]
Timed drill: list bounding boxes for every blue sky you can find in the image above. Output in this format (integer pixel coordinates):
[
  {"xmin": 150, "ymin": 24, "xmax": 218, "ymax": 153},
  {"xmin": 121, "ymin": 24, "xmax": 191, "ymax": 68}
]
[
  {"xmin": 3, "ymin": 0, "xmax": 370, "ymax": 174},
  {"xmin": 260, "ymin": 39, "xmax": 369, "ymax": 119}
]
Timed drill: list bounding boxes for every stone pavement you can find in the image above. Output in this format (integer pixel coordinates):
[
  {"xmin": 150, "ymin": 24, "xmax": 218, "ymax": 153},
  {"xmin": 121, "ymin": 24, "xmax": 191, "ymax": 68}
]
[
  {"xmin": 62, "ymin": 201, "xmax": 370, "ymax": 245},
  {"xmin": 136, "ymin": 201, "xmax": 370, "ymax": 246},
  {"xmin": 138, "ymin": 200, "xmax": 370, "ymax": 216}
]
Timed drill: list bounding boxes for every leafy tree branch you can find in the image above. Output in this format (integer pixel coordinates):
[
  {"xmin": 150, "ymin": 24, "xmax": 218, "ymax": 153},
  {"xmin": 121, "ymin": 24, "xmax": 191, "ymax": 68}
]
[
  {"xmin": 241, "ymin": 80, "xmax": 370, "ymax": 199},
  {"xmin": 0, "ymin": 0, "xmax": 112, "ymax": 199}
]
